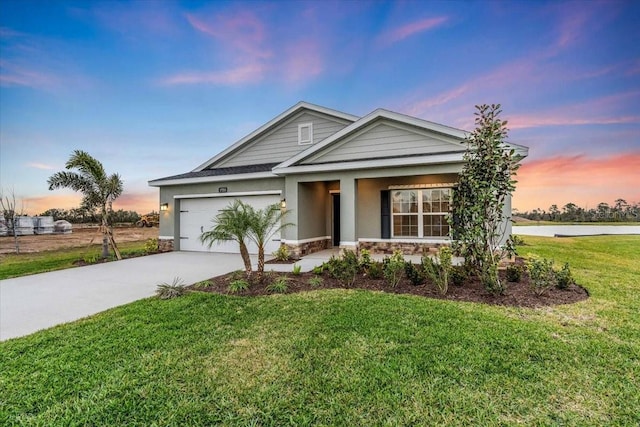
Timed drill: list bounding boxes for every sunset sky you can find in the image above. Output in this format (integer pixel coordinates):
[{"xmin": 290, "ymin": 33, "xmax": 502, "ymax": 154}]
[{"xmin": 1, "ymin": 0, "xmax": 638, "ymax": 215}]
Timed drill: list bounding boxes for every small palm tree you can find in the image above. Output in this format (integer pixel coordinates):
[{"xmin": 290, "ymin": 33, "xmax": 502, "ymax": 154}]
[
  {"xmin": 48, "ymin": 150, "xmax": 123, "ymax": 260},
  {"xmin": 246, "ymin": 203, "xmax": 293, "ymax": 282},
  {"xmin": 200, "ymin": 200, "xmax": 254, "ymax": 278}
]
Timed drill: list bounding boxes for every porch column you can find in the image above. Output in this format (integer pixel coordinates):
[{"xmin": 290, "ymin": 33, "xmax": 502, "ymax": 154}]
[
  {"xmin": 340, "ymin": 176, "xmax": 358, "ymax": 252},
  {"xmin": 283, "ymin": 176, "xmax": 298, "ymax": 241}
]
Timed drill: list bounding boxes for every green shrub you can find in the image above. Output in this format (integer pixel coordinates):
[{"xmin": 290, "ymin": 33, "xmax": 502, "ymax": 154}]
[
  {"xmin": 555, "ymin": 263, "xmax": 575, "ymax": 289},
  {"xmin": 422, "ymin": 247, "xmax": 453, "ymax": 295},
  {"xmin": 292, "ymin": 264, "xmax": 302, "ymax": 275},
  {"xmin": 358, "ymin": 249, "xmax": 373, "ymax": 271},
  {"xmin": 83, "ymin": 253, "xmax": 99, "ymax": 264},
  {"xmin": 156, "ymin": 277, "xmax": 186, "ymax": 299},
  {"xmin": 312, "ymin": 265, "xmax": 325, "ymax": 275},
  {"xmin": 144, "ymin": 238, "xmax": 158, "ymax": 254},
  {"xmin": 404, "ymin": 261, "xmax": 425, "ymax": 286},
  {"xmin": 506, "ymin": 264, "xmax": 523, "ymax": 282},
  {"xmin": 308, "ymin": 276, "xmax": 323, "ymax": 287},
  {"xmin": 228, "ymin": 279, "xmax": 249, "ymax": 294},
  {"xmin": 511, "ymin": 234, "xmax": 526, "ymax": 247},
  {"xmin": 266, "ymin": 277, "xmax": 289, "ymax": 293},
  {"xmin": 325, "ymin": 251, "xmax": 359, "ymax": 287},
  {"xmin": 366, "ymin": 261, "xmax": 384, "ymax": 279},
  {"xmin": 527, "ymin": 257, "xmax": 557, "ymax": 296},
  {"xmin": 450, "ymin": 266, "xmax": 467, "ymax": 286},
  {"xmin": 272, "ymin": 245, "xmax": 291, "ymax": 262},
  {"xmin": 383, "ymin": 250, "xmax": 405, "ymax": 287},
  {"xmin": 230, "ymin": 270, "xmax": 245, "ymax": 281},
  {"xmin": 193, "ymin": 279, "xmax": 212, "ymax": 289}
]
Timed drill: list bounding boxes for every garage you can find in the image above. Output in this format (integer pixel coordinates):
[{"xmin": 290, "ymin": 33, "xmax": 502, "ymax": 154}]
[{"xmin": 178, "ymin": 194, "xmax": 282, "ymax": 253}]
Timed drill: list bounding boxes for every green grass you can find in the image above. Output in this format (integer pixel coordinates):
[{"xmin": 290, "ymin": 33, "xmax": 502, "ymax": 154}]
[
  {"xmin": 0, "ymin": 241, "xmax": 149, "ymax": 280},
  {"xmin": 1, "ymin": 236, "xmax": 639, "ymax": 425}
]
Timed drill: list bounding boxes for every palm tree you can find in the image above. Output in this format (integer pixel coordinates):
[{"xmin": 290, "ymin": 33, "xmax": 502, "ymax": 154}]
[
  {"xmin": 246, "ymin": 203, "xmax": 292, "ymax": 282},
  {"xmin": 48, "ymin": 150, "xmax": 123, "ymax": 260},
  {"xmin": 200, "ymin": 200, "xmax": 254, "ymax": 278}
]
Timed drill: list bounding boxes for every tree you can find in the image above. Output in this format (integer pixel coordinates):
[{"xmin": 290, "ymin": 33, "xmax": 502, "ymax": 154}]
[
  {"xmin": 450, "ymin": 104, "xmax": 521, "ymax": 295},
  {"xmin": 48, "ymin": 150, "xmax": 123, "ymax": 259},
  {"xmin": 245, "ymin": 203, "xmax": 292, "ymax": 282},
  {"xmin": 200, "ymin": 200, "xmax": 292, "ymax": 283},
  {"xmin": 0, "ymin": 188, "xmax": 22, "ymax": 254},
  {"xmin": 200, "ymin": 200, "xmax": 254, "ymax": 278},
  {"xmin": 549, "ymin": 204, "xmax": 560, "ymax": 221}
]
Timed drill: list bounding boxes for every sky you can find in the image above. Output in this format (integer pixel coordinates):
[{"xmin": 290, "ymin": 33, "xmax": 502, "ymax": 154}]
[{"xmin": 1, "ymin": 0, "xmax": 639, "ymax": 215}]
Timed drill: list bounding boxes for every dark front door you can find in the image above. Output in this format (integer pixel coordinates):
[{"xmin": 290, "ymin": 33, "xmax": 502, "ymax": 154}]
[{"xmin": 332, "ymin": 193, "xmax": 340, "ymax": 247}]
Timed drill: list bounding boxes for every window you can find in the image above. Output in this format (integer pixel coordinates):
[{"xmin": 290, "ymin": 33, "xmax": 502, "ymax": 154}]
[
  {"xmin": 391, "ymin": 188, "xmax": 451, "ymax": 238},
  {"xmin": 298, "ymin": 123, "xmax": 313, "ymax": 145}
]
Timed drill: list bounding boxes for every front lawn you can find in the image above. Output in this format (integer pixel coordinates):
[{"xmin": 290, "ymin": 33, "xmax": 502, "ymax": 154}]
[{"xmin": 1, "ymin": 235, "xmax": 638, "ymax": 425}]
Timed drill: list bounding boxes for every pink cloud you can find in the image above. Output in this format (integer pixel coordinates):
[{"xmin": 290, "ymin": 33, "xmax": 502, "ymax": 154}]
[
  {"xmin": 26, "ymin": 162, "xmax": 55, "ymax": 170},
  {"xmin": 379, "ymin": 16, "xmax": 448, "ymax": 45},
  {"xmin": 161, "ymin": 63, "xmax": 265, "ymax": 86},
  {"xmin": 21, "ymin": 191, "xmax": 158, "ymax": 216},
  {"xmin": 281, "ymin": 39, "xmax": 324, "ymax": 83},
  {"xmin": 513, "ymin": 152, "xmax": 640, "ymax": 211},
  {"xmin": 0, "ymin": 60, "xmax": 58, "ymax": 89}
]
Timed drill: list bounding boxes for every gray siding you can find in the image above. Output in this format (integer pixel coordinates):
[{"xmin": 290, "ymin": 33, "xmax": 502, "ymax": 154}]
[
  {"xmin": 303, "ymin": 121, "xmax": 465, "ymax": 164},
  {"xmin": 216, "ymin": 111, "xmax": 351, "ymax": 168}
]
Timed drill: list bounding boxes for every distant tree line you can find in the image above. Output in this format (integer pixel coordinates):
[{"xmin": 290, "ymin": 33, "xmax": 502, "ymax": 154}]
[
  {"xmin": 38, "ymin": 207, "xmax": 141, "ymax": 225},
  {"xmin": 514, "ymin": 199, "xmax": 639, "ymax": 222}
]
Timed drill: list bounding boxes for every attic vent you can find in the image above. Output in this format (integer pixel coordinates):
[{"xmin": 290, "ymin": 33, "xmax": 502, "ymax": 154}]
[{"xmin": 298, "ymin": 123, "xmax": 313, "ymax": 145}]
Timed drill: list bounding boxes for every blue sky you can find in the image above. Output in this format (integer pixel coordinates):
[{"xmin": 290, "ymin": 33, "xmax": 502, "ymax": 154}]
[{"xmin": 1, "ymin": 0, "xmax": 639, "ymax": 214}]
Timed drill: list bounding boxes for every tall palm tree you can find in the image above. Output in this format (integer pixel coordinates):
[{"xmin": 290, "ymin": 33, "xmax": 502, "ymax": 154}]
[
  {"xmin": 48, "ymin": 150, "xmax": 123, "ymax": 260},
  {"xmin": 200, "ymin": 200, "xmax": 254, "ymax": 278},
  {"xmin": 246, "ymin": 203, "xmax": 292, "ymax": 282}
]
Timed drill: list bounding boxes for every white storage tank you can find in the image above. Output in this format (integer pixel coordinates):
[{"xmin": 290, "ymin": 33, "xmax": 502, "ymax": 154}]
[
  {"xmin": 13, "ymin": 216, "xmax": 34, "ymax": 235},
  {"xmin": 54, "ymin": 220, "xmax": 73, "ymax": 234},
  {"xmin": 34, "ymin": 216, "xmax": 55, "ymax": 234}
]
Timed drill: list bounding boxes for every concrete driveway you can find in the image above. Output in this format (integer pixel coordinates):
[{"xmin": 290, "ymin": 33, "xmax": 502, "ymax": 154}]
[{"xmin": 0, "ymin": 252, "xmax": 245, "ymax": 341}]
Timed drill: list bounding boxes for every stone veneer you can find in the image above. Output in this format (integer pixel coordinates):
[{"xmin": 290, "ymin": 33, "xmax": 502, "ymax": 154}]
[
  {"xmin": 358, "ymin": 240, "xmax": 450, "ymax": 255},
  {"xmin": 158, "ymin": 238, "xmax": 174, "ymax": 252},
  {"xmin": 284, "ymin": 238, "xmax": 331, "ymax": 257}
]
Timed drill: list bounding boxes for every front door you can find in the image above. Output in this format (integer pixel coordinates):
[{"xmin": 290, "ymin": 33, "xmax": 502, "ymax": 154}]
[{"xmin": 332, "ymin": 193, "xmax": 340, "ymax": 247}]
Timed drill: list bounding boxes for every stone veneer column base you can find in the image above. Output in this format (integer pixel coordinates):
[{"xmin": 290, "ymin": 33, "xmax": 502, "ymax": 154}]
[
  {"xmin": 158, "ymin": 238, "xmax": 174, "ymax": 252},
  {"xmin": 358, "ymin": 240, "xmax": 450, "ymax": 256},
  {"xmin": 284, "ymin": 238, "xmax": 331, "ymax": 257}
]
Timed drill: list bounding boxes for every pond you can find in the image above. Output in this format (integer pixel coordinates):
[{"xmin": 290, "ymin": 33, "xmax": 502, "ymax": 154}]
[{"xmin": 513, "ymin": 225, "xmax": 640, "ymax": 237}]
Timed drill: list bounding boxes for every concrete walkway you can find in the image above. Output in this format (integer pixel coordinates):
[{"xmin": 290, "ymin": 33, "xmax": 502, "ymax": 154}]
[{"xmin": 0, "ymin": 252, "xmax": 246, "ymax": 341}]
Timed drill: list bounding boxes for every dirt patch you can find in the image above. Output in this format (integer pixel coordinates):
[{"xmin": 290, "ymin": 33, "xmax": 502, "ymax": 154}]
[
  {"xmin": 192, "ymin": 270, "xmax": 589, "ymax": 308},
  {"xmin": 0, "ymin": 225, "xmax": 158, "ymax": 254}
]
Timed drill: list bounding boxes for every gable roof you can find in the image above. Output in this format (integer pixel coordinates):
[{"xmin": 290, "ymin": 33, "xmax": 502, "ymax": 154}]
[
  {"xmin": 148, "ymin": 163, "xmax": 278, "ymax": 187},
  {"xmin": 192, "ymin": 101, "xmax": 359, "ymax": 172}
]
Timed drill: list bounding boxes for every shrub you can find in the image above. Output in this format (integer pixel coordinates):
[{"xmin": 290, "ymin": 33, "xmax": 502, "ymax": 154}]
[
  {"xmin": 266, "ymin": 277, "xmax": 289, "ymax": 293},
  {"xmin": 358, "ymin": 249, "xmax": 374, "ymax": 271},
  {"xmin": 228, "ymin": 279, "xmax": 249, "ymax": 294},
  {"xmin": 292, "ymin": 264, "xmax": 302, "ymax": 275},
  {"xmin": 556, "ymin": 263, "xmax": 575, "ymax": 289},
  {"xmin": 404, "ymin": 261, "xmax": 425, "ymax": 286},
  {"xmin": 511, "ymin": 235, "xmax": 526, "ymax": 247},
  {"xmin": 156, "ymin": 277, "xmax": 186, "ymax": 299},
  {"xmin": 193, "ymin": 279, "xmax": 212, "ymax": 289},
  {"xmin": 450, "ymin": 266, "xmax": 467, "ymax": 286},
  {"xmin": 312, "ymin": 265, "xmax": 325, "ymax": 275},
  {"xmin": 422, "ymin": 247, "xmax": 453, "ymax": 295},
  {"xmin": 506, "ymin": 264, "xmax": 523, "ymax": 282},
  {"xmin": 383, "ymin": 250, "xmax": 405, "ymax": 287},
  {"xmin": 230, "ymin": 270, "xmax": 246, "ymax": 281},
  {"xmin": 272, "ymin": 245, "xmax": 291, "ymax": 262},
  {"xmin": 367, "ymin": 261, "xmax": 384, "ymax": 279},
  {"xmin": 527, "ymin": 257, "xmax": 557, "ymax": 296},
  {"xmin": 144, "ymin": 238, "xmax": 158, "ymax": 254},
  {"xmin": 308, "ymin": 276, "xmax": 323, "ymax": 287},
  {"xmin": 325, "ymin": 251, "xmax": 359, "ymax": 287},
  {"xmin": 83, "ymin": 253, "xmax": 99, "ymax": 264}
]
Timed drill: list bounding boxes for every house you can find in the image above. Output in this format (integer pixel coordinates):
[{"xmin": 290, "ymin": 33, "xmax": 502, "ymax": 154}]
[{"xmin": 148, "ymin": 101, "xmax": 528, "ymax": 256}]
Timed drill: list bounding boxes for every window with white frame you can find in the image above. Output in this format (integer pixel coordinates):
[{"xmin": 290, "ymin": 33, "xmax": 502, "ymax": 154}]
[
  {"xmin": 391, "ymin": 188, "xmax": 451, "ymax": 238},
  {"xmin": 298, "ymin": 123, "xmax": 313, "ymax": 145}
]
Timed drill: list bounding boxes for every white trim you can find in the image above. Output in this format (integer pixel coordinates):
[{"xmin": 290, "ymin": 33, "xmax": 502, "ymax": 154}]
[
  {"xmin": 391, "ymin": 188, "xmax": 452, "ymax": 239},
  {"xmin": 359, "ymin": 237, "xmax": 451, "ymax": 244},
  {"xmin": 328, "ymin": 190, "xmax": 340, "ymax": 194},
  {"xmin": 174, "ymin": 190, "xmax": 282, "ymax": 199},
  {"xmin": 298, "ymin": 122, "xmax": 313, "ymax": 145},
  {"xmin": 339, "ymin": 241, "xmax": 358, "ymax": 247},
  {"xmin": 148, "ymin": 171, "xmax": 277, "ymax": 187},
  {"xmin": 159, "ymin": 235, "xmax": 174, "ymax": 240},
  {"xmin": 389, "ymin": 183, "xmax": 457, "ymax": 189},
  {"xmin": 273, "ymin": 152, "xmax": 465, "ymax": 175},
  {"xmin": 281, "ymin": 236, "xmax": 331, "ymax": 245},
  {"xmin": 193, "ymin": 102, "xmax": 358, "ymax": 171}
]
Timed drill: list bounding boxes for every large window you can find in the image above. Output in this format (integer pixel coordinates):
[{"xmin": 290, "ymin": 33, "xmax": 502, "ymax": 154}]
[{"xmin": 392, "ymin": 188, "xmax": 451, "ymax": 238}]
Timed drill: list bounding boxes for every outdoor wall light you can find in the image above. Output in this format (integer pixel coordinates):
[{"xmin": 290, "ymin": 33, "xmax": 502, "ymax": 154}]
[
  {"xmin": 160, "ymin": 203, "xmax": 169, "ymax": 211},
  {"xmin": 280, "ymin": 199, "xmax": 286, "ymax": 209}
]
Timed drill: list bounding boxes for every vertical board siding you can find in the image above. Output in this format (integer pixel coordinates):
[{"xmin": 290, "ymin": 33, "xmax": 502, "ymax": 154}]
[
  {"xmin": 216, "ymin": 112, "xmax": 351, "ymax": 167},
  {"xmin": 303, "ymin": 122, "xmax": 464, "ymax": 164}
]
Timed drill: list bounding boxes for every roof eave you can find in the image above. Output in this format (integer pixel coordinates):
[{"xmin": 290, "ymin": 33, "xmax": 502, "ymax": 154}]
[{"xmin": 148, "ymin": 171, "xmax": 279, "ymax": 187}]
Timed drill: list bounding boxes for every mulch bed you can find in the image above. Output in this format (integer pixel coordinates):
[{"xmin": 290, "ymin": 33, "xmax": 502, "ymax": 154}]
[{"xmin": 192, "ymin": 269, "xmax": 589, "ymax": 308}]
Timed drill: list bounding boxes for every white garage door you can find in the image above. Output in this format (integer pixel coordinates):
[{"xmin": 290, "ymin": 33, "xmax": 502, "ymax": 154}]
[{"xmin": 179, "ymin": 195, "xmax": 281, "ymax": 253}]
